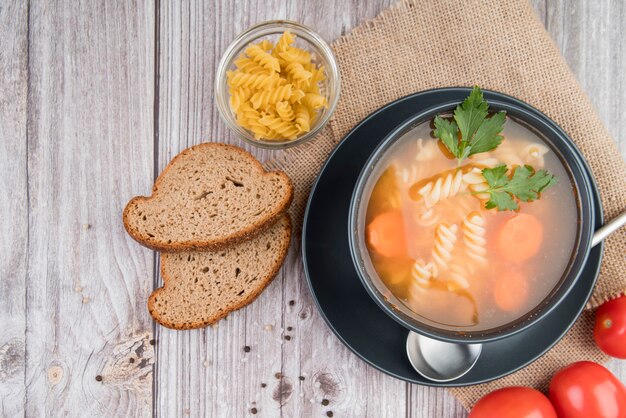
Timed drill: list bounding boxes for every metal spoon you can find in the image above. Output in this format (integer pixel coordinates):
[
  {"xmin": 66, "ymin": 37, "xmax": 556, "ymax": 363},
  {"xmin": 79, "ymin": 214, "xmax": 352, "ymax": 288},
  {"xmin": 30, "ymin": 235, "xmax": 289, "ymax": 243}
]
[{"xmin": 406, "ymin": 211, "xmax": 626, "ymax": 382}]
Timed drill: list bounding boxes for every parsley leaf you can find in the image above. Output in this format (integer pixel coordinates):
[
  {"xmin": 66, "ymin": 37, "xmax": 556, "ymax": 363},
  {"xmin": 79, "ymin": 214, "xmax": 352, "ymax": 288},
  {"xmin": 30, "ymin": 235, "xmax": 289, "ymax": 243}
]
[
  {"xmin": 432, "ymin": 86, "xmax": 506, "ymax": 163},
  {"xmin": 433, "ymin": 116, "xmax": 459, "ymax": 157},
  {"xmin": 480, "ymin": 164, "xmax": 558, "ymax": 211},
  {"xmin": 469, "ymin": 111, "xmax": 505, "ymax": 155},
  {"xmin": 454, "ymin": 87, "xmax": 488, "ymax": 145}
]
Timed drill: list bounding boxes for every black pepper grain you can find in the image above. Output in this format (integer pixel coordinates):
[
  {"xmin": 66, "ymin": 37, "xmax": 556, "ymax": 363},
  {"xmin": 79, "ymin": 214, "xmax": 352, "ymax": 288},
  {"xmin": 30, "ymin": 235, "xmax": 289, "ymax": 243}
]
[
  {"xmin": 287, "ymin": 326, "xmax": 293, "ymax": 331},
  {"xmin": 298, "ymin": 376, "xmax": 305, "ymax": 381},
  {"xmin": 149, "ymin": 339, "xmax": 155, "ymax": 345},
  {"xmin": 275, "ymin": 372, "xmax": 282, "ymax": 379},
  {"xmin": 243, "ymin": 346, "xmax": 251, "ymax": 353},
  {"xmin": 284, "ymin": 335, "xmax": 291, "ymax": 341},
  {"xmin": 95, "ymin": 375, "xmax": 103, "ymax": 382},
  {"xmin": 261, "ymin": 383, "xmax": 267, "ymax": 388},
  {"xmin": 326, "ymin": 412, "xmax": 333, "ymax": 417},
  {"xmin": 321, "ymin": 399, "xmax": 330, "ymax": 406},
  {"xmin": 129, "ymin": 358, "xmax": 135, "ymax": 364},
  {"xmin": 250, "ymin": 407, "xmax": 257, "ymax": 414},
  {"xmin": 288, "ymin": 300, "xmax": 295, "ymax": 306}
]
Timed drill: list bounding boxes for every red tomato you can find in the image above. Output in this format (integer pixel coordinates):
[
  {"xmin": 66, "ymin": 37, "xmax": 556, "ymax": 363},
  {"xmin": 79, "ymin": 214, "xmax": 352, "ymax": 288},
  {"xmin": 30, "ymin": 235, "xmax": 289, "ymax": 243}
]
[
  {"xmin": 469, "ymin": 386, "xmax": 557, "ymax": 418},
  {"xmin": 549, "ymin": 361, "xmax": 626, "ymax": 418},
  {"xmin": 595, "ymin": 296, "xmax": 626, "ymax": 358}
]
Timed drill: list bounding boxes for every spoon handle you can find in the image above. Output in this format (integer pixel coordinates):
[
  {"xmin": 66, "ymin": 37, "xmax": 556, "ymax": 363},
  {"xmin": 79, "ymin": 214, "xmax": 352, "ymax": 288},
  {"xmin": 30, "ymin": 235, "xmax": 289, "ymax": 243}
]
[{"xmin": 592, "ymin": 210, "xmax": 626, "ymax": 248}]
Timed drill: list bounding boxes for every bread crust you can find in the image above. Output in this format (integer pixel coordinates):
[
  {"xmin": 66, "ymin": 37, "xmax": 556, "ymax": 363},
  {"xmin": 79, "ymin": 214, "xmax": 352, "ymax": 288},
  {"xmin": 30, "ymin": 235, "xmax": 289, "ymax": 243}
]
[
  {"xmin": 147, "ymin": 215, "xmax": 292, "ymax": 330},
  {"xmin": 122, "ymin": 142, "xmax": 293, "ymax": 252}
]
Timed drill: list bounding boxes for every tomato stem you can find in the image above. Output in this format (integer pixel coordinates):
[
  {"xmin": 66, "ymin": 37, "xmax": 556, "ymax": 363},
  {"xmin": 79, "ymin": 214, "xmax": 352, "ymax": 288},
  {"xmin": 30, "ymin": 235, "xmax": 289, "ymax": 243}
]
[{"xmin": 604, "ymin": 318, "xmax": 613, "ymax": 329}]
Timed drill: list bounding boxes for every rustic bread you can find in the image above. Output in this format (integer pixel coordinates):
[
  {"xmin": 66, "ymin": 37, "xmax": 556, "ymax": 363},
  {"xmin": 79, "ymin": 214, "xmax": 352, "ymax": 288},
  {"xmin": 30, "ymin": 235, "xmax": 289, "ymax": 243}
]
[
  {"xmin": 148, "ymin": 215, "xmax": 291, "ymax": 330},
  {"xmin": 123, "ymin": 143, "xmax": 293, "ymax": 252}
]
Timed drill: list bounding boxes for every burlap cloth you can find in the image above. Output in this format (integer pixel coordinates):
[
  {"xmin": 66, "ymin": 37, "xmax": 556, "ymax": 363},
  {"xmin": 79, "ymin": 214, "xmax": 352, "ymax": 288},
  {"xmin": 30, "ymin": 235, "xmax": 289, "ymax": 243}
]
[{"xmin": 264, "ymin": 0, "xmax": 626, "ymax": 409}]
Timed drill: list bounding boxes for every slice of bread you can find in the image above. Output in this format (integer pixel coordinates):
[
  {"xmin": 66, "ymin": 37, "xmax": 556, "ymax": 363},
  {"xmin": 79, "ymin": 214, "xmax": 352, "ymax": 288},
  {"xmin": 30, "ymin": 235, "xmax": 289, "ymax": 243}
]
[
  {"xmin": 123, "ymin": 143, "xmax": 293, "ymax": 252},
  {"xmin": 148, "ymin": 215, "xmax": 291, "ymax": 330}
]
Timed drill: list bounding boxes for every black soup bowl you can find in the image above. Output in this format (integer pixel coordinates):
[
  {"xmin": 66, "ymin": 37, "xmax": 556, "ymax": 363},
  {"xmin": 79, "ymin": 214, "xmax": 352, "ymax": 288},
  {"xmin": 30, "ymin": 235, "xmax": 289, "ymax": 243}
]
[{"xmin": 348, "ymin": 97, "xmax": 596, "ymax": 344}]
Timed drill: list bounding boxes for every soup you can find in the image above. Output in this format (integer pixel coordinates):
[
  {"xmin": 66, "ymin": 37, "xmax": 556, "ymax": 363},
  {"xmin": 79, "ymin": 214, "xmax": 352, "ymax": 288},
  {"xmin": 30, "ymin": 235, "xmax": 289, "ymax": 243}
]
[{"xmin": 361, "ymin": 117, "xmax": 579, "ymax": 332}]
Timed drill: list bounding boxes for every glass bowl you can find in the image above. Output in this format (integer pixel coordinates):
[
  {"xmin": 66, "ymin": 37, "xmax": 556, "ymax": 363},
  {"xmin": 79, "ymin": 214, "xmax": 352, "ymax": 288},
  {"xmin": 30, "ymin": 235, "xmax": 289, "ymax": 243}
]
[{"xmin": 215, "ymin": 20, "xmax": 341, "ymax": 149}]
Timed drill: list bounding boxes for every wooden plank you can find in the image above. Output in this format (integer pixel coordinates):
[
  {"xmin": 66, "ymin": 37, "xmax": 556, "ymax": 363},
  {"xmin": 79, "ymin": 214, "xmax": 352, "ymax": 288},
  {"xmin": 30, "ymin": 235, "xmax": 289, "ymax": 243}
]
[
  {"xmin": 23, "ymin": 1, "xmax": 155, "ymax": 415},
  {"xmin": 154, "ymin": 1, "xmax": 410, "ymax": 417},
  {"xmin": 541, "ymin": 0, "xmax": 626, "ymax": 383},
  {"xmin": 155, "ymin": 0, "xmax": 626, "ymax": 417},
  {"xmin": 0, "ymin": 2, "xmax": 28, "ymax": 416}
]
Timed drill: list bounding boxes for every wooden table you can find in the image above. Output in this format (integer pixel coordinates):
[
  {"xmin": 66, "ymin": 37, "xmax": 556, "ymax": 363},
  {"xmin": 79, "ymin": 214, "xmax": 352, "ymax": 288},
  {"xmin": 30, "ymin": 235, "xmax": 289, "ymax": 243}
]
[{"xmin": 2, "ymin": 1, "xmax": 625, "ymax": 416}]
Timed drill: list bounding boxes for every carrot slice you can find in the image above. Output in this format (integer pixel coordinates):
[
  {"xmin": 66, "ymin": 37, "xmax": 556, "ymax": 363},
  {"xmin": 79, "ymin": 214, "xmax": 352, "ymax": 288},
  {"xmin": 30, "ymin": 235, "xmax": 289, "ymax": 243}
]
[
  {"xmin": 366, "ymin": 211, "xmax": 407, "ymax": 258},
  {"xmin": 494, "ymin": 269, "xmax": 528, "ymax": 312},
  {"xmin": 497, "ymin": 213, "xmax": 543, "ymax": 262}
]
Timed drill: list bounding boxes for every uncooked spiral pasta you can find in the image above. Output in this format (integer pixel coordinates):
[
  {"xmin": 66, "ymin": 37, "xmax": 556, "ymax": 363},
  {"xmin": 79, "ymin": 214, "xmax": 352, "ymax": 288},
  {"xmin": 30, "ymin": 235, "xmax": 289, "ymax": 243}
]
[
  {"xmin": 227, "ymin": 71, "xmax": 282, "ymax": 89},
  {"xmin": 278, "ymin": 47, "xmax": 311, "ymax": 64},
  {"xmin": 294, "ymin": 103, "xmax": 311, "ymax": 132},
  {"xmin": 276, "ymin": 101, "xmax": 295, "ymax": 122},
  {"xmin": 227, "ymin": 31, "xmax": 328, "ymax": 141},
  {"xmin": 245, "ymin": 44, "xmax": 281, "ymax": 72},
  {"xmin": 462, "ymin": 211, "xmax": 487, "ymax": 266},
  {"xmin": 250, "ymin": 84, "xmax": 293, "ymax": 109},
  {"xmin": 258, "ymin": 114, "xmax": 300, "ymax": 140},
  {"xmin": 417, "ymin": 170, "xmax": 467, "ymax": 208},
  {"xmin": 431, "ymin": 223, "xmax": 458, "ymax": 277},
  {"xmin": 233, "ymin": 57, "xmax": 270, "ymax": 74},
  {"xmin": 301, "ymin": 92, "xmax": 327, "ymax": 110}
]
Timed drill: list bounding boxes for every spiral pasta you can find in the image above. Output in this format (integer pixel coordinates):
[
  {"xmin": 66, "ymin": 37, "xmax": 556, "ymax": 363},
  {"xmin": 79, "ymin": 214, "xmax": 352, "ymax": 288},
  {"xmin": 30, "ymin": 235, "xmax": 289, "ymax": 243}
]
[
  {"xmin": 462, "ymin": 211, "xmax": 487, "ymax": 266},
  {"xmin": 521, "ymin": 142, "xmax": 549, "ymax": 168},
  {"xmin": 294, "ymin": 103, "xmax": 311, "ymax": 132},
  {"xmin": 463, "ymin": 168, "xmax": 490, "ymax": 201},
  {"xmin": 414, "ymin": 206, "xmax": 440, "ymax": 227},
  {"xmin": 258, "ymin": 114, "xmax": 300, "ymax": 140},
  {"xmin": 415, "ymin": 138, "xmax": 439, "ymax": 162},
  {"xmin": 493, "ymin": 143, "xmax": 524, "ymax": 167},
  {"xmin": 411, "ymin": 259, "xmax": 434, "ymax": 287},
  {"xmin": 431, "ymin": 223, "xmax": 458, "ymax": 277},
  {"xmin": 444, "ymin": 263, "xmax": 470, "ymax": 290},
  {"xmin": 301, "ymin": 92, "xmax": 327, "ymax": 110},
  {"xmin": 417, "ymin": 169, "xmax": 467, "ymax": 208},
  {"xmin": 233, "ymin": 57, "xmax": 271, "ymax": 74},
  {"xmin": 250, "ymin": 84, "xmax": 293, "ymax": 109},
  {"xmin": 285, "ymin": 62, "xmax": 312, "ymax": 82},
  {"xmin": 227, "ymin": 31, "xmax": 328, "ymax": 141},
  {"xmin": 245, "ymin": 44, "xmax": 281, "ymax": 72},
  {"xmin": 276, "ymin": 101, "xmax": 295, "ymax": 122},
  {"xmin": 227, "ymin": 71, "xmax": 282, "ymax": 89}
]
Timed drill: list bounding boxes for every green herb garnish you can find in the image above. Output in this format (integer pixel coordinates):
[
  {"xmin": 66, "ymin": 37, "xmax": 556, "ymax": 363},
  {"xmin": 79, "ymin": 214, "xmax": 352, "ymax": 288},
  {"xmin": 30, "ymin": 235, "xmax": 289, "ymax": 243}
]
[
  {"xmin": 433, "ymin": 86, "xmax": 506, "ymax": 164},
  {"xmin": 480, "ymin": 164, "xmax": 557, "ymax": 211}
]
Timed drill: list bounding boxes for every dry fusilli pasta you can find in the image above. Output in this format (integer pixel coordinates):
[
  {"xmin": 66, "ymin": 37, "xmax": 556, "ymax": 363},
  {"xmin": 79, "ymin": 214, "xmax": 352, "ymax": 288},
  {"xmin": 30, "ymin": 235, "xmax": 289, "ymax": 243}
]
[{"xmin": 227, "ymin": 31, "xmax": 328, "ymax": 141}]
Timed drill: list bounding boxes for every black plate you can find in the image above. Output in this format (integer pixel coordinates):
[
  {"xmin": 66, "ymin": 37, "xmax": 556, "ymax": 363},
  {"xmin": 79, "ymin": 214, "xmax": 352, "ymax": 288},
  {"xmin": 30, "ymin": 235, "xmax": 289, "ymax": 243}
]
[{"xmin": 302, "ymin": 88, "xmax": 604, "ymax": 386}]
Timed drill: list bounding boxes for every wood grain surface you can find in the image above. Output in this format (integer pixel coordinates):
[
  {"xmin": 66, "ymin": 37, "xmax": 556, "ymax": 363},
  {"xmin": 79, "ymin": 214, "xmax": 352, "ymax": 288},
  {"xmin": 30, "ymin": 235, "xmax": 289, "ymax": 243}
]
[{"xmin": 0, "ymin": 0, "xmax": 624, "ymax": 417}]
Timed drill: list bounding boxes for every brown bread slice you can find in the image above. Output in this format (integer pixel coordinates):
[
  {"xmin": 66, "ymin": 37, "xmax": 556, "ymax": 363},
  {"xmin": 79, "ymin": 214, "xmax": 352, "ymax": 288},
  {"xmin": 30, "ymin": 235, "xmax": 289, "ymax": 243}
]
[
  {"xmin": 123, "ymin": 143, "xmax": 293, "ymax": 252},
  {"xmin": 148, "ymin": 215, "xmax": 291, "ymax": 330}
]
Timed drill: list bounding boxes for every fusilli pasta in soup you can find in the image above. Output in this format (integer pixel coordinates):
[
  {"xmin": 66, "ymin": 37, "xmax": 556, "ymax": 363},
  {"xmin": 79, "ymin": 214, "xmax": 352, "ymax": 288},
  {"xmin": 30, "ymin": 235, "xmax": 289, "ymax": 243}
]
[{"xmin": 361, "ymin": 117, "xmax": 578, "ymax": 331}]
